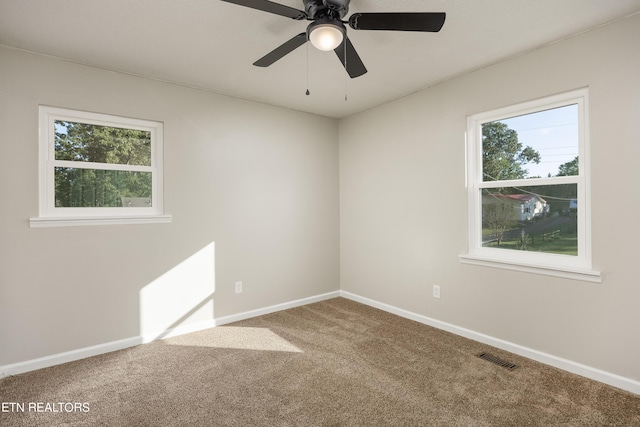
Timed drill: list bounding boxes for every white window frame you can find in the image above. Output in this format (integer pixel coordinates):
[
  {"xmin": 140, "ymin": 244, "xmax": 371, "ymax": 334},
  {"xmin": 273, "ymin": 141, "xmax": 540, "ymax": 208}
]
[
  {"xmin": 30, "ymin": 106, "xmax": 171, "ymax": 227},
  {"xmin": 460, "ymin": 89, "xmax": 600, "ymax": 282}
]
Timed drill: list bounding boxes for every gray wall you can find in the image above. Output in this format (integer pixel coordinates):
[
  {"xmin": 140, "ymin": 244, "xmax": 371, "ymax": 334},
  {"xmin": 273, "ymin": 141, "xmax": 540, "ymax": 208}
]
[
  {"xmin": 339, "ymin": 13, "xmax": 640, "ymax": 381},
  {"xmin": 0, "ymin": 46, "xmax": 340, "ymax": 366}
]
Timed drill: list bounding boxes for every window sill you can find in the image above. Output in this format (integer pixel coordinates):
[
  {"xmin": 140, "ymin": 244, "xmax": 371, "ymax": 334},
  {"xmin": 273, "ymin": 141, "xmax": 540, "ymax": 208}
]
[
  {"xmin": 459, "ymin": 254, "xmax": 601, "ymax": 283},
  {"xmin": 29, "ymin": 215, "xmax": 172, "ymax": 228}
]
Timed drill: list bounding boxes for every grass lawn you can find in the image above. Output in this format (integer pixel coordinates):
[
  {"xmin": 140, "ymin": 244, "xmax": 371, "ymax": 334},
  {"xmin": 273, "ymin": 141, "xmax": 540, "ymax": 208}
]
[{"xmin": 484, "ymin": 225, "xmax": 578, "ymax": 256}]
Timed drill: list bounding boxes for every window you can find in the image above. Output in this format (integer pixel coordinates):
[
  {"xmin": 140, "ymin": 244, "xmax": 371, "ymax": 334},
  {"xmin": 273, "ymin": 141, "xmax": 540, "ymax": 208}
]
[
  {"xmin": 461, "ymin": 89, "xmax": 600, "ymax": 282},
  {"xmin": 31, "ymin": 106, "xmax": 171, "ymax": 227}
]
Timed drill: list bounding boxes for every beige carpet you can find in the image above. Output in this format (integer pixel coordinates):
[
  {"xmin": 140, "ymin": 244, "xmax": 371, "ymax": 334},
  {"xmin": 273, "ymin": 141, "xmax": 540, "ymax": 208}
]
[{"xmin": 1, "ymin": 297, "xmax": 639, "ymax": 426}]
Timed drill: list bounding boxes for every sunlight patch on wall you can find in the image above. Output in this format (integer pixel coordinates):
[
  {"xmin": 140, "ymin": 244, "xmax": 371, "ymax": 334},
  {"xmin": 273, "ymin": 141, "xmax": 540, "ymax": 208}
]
[
  {"xmin": 166, "ymin": 327, "xmax": 303, "ymax": 353},
  {"xmin": 140, "ymin": 242, "xmax": 215, "ymax": 342}
]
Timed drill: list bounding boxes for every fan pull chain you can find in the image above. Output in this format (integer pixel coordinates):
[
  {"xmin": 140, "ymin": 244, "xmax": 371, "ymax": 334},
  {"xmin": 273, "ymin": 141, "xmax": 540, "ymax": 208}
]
[
  {"xmin": 306, "ymin": 42, "xmax": 310, "ymax": 96},
  {"xmin": 344, "ymin": 40, "xmax": 348, "ymax": 101}
]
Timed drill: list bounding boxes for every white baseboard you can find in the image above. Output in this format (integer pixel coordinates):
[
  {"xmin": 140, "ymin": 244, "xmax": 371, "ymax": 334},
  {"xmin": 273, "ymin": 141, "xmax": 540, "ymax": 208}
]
[
  {"xmin": 0, "ymin": 290, "xmax": 340, "ymax": 379},
  {"xmin": 215, "ymin": 291, "xmax": 341, "ymax": 326},
  {"xmin": 0, "ymin": 336, "xmax": 142, "ymax": 379},
  {"xmin": 339, "ymin": 290, "xmax": 640, "ymax": 396}
]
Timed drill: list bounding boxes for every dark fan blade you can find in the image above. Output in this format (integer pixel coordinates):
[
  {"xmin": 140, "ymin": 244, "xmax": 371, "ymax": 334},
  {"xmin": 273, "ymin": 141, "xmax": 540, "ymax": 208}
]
[
  {"xmin": 349, "ymin": 12, "xmax": 446, "ymax": 32},
  {"xmin": 220, "ymin": 0, "xmax": 306, "ymax": 20},
  {"xmin": 334, "ymin": 37, "xmax": 367, "ymax": 78},
  {"xmin": 254, "ymin": 33, "xmax": 307, "ymax": 67}
]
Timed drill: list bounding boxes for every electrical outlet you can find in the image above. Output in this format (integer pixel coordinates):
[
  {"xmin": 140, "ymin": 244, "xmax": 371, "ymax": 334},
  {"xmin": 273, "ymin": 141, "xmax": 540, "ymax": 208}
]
[
  {"xmin": 433, "ymin": 285, "xmax": 441, "ymax": 299},
  {"xmin": 235, "ymin": 281, "xmax": 243, "ymax": 294}
]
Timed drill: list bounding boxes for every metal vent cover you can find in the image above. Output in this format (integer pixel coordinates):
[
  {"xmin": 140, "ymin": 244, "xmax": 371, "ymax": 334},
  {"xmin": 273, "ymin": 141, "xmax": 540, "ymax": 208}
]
[{"xmin": 477, "ymin": 352, "xmax": 518, "ymax": 370}]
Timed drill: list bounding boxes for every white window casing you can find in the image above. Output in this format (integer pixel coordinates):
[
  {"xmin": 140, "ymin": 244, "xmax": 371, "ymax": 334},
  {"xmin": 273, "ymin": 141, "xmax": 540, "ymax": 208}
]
[
  {"xmin": 461, "ymin": 89, "xmax": 600, "ymax": 282},
  {"xmin": 30, "ymin": 106, "xmax": 171, "ymax": 227}
]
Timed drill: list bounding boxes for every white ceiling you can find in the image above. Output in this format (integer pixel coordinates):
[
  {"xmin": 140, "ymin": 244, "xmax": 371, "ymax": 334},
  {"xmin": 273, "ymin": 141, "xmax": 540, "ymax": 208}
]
[{"xmin": 1, "ymin": 0, "xmax": 639, "ymax": 118}]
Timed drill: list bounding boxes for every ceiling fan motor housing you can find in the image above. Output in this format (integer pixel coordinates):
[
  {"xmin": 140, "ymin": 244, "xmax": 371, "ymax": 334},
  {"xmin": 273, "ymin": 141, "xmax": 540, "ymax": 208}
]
[{"xmin": 304, "ymin": 0, "xmax": 350, "ymax": 20}]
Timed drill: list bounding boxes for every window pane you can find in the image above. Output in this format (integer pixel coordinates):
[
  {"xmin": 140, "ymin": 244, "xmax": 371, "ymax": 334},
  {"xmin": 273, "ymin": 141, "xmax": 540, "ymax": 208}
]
[
  {"xmin": 55, "ymin": 167, "xmax": 152, "ymax": 208},
  {"xmin": 482, "ymin": 184, "xmax": 577, "ymax": 256},
  {"xmin": 482, "ymin": 105, "xmax": 579, "ymax": 181},
  {"xmin": 54, "ymin": 120, "xmax": 151, "ymax": 166}
]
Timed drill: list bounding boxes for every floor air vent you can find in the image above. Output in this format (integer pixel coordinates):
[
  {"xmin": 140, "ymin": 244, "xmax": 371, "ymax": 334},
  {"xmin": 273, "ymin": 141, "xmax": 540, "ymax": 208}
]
[{"xmin": 477, "ymin": 352, "xmax": 518, "ymax": 370}]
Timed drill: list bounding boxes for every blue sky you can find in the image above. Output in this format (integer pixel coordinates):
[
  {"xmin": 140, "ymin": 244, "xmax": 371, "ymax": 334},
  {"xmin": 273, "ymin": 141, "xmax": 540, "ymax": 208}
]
[{"xmin": 499, "ymin": 104, "xmax": 579, "ymax": 178}]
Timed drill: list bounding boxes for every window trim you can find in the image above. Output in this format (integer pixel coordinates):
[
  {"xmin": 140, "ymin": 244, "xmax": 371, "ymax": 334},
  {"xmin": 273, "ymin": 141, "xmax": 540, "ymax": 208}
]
[
  {"xmin": 30, "ymin": 106, "xmax": 171, "ymax": 227},
  {"xmin": 461, "ymin": 89, "xmax": 600, "ymax": 282}
]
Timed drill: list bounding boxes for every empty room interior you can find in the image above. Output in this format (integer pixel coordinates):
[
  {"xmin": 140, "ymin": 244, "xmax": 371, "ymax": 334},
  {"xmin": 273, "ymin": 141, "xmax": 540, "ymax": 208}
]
[{"xmin": 1, "ymin": 0, "xmax": 640, "ymax": 425}]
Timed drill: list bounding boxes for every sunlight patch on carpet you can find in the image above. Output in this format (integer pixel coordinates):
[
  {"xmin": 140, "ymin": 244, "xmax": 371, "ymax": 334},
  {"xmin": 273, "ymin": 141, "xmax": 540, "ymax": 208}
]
[{"xmin": 167, "ymin": 327, "xmax": 303, "ymax": 353}]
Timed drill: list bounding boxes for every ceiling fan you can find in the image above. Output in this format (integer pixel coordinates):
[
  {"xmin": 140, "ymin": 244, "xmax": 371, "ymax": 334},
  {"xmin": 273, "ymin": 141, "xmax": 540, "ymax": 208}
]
[{"xmin": 221, "ymin": 0, "xmax": 446, "ymax": 78}]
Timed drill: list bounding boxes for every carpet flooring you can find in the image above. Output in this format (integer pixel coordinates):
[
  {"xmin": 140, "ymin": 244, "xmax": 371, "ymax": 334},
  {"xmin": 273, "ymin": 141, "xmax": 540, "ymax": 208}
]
[{"xmin": 1, "ymin": 297, "xmax": 639, "ymax": 426}]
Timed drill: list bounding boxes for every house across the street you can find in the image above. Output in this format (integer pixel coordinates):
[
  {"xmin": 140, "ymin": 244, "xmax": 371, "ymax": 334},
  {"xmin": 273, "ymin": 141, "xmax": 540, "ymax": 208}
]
[{"xmin": 483, "ymin": 193, "xmax": 548, "ymax": 222}]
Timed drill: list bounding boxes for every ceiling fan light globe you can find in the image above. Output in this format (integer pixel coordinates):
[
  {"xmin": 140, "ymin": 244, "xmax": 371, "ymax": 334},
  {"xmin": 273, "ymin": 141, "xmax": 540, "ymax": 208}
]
[{"xmin": 309, "ymin": 25, "xmax": 344, "ymax": 51}]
